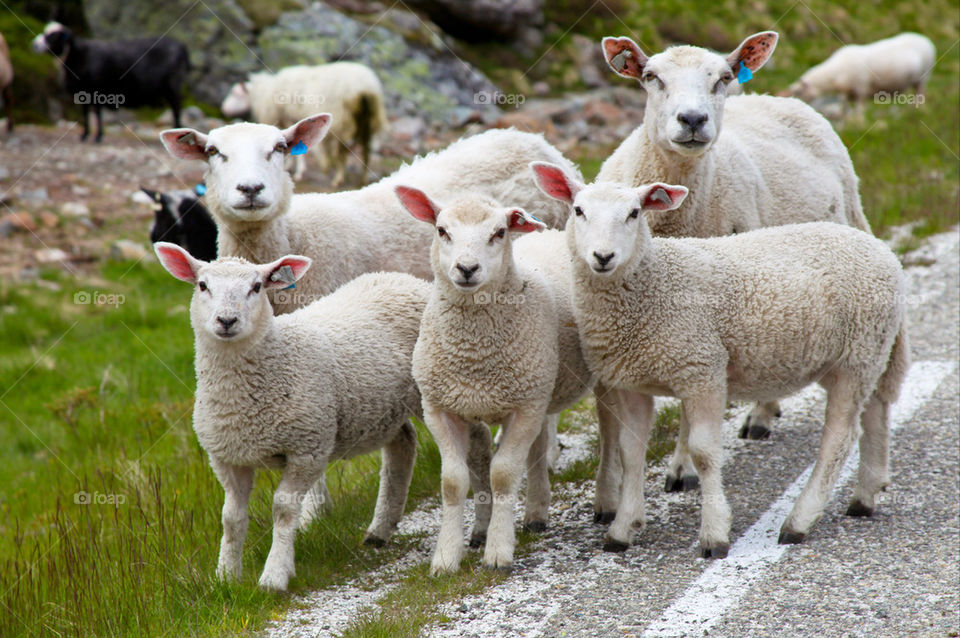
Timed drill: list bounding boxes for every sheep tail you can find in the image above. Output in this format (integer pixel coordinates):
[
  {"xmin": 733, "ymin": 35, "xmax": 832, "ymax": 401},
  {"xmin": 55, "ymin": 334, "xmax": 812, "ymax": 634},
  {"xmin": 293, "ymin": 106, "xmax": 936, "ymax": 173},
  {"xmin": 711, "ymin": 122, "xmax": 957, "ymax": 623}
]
[{"xmin": 876, "ymin": 326, "xmax": 910, "ymax": 404}]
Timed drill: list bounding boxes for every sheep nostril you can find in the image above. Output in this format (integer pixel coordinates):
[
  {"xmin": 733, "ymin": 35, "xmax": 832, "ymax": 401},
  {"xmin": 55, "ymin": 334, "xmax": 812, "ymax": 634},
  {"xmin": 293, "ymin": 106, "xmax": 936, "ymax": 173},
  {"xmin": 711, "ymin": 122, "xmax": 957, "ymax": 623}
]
[
  {"xmin": 456, "ymin": 263, "xmax": 480, "ymax": 280},
  {"xmin": 236, "ymin": 183, "xmax": 265, "ymax": 196},
  {"xmin": 593, "ymin": 251, "xmax": 615, "ymax": 267},
  {"xmin": 217, "ymin": 316, "xmax": 238, "ymax": 329},
  {"xmin": 677, "ymin": 111, "xmax": 709, "ymax": 129}
]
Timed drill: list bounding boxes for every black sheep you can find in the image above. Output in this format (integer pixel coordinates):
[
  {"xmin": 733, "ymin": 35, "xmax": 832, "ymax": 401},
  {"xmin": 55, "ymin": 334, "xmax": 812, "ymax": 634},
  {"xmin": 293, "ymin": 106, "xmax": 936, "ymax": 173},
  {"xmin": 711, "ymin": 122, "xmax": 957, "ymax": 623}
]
[
  {"xmin": 143, "ymin": 187, "xmax": 218, "ymax": 262},
  {"xmin": 32, "ymin": 22, "xmax": 189, "ymax": 142}
]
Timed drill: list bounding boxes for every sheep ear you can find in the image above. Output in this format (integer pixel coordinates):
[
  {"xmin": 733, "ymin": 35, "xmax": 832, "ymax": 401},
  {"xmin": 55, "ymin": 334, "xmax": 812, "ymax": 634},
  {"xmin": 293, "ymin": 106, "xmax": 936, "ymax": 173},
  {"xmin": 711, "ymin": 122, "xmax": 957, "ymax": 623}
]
[
  {"xmin": 639, "ymin": 183, "xmax": 688, "ymax": 211},
  {"xmin": 141, "ymin": 187, "xmax": 161, "ymax": 202},
  {"xmin": 530, "ymin": 161, "xmax": 582, "ymax": 204},
  {"xmin": 155, "ymin": 241, "xmax": 202, "ymax": 283},
  {"xmin": 727, "ymin": 31, "xmax": 778, "ymax": 74},
  {"xmin": 282, "ymin": 113, "xmax": 332, "ymax": 151},
  {"xmin": 159, "ymin": 128, "xmax": 209, "ymax": 161},
  {"xmin": 395, "ymin": 185, "xmax": 441, "ymax": 225},
  {"xmin": 602, "ymin": 36, "xmax": 648, "ymax": 79},
  {"xmin": 506, "ymin": 208, "xmax": 546, "ymax": 234},
  {"xmin": 262, "ymin": 255, "xmax": 312, "ymax": 289}
]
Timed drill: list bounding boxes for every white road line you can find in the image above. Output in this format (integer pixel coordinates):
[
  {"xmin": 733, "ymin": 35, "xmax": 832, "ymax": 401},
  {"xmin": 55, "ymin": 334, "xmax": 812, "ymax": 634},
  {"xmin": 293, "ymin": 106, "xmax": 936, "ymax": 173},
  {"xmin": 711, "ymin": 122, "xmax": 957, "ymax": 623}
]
[{"xmin": 643, "ymin": 359, "xmax": 957, "ymax": 638}]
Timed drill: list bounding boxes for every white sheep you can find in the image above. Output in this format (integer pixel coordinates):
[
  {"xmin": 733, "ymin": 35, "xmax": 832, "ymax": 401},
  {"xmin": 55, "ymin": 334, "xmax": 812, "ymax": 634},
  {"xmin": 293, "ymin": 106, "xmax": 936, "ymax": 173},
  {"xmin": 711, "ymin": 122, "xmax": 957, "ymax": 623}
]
[
  {"xmin": 532, "ymin": 163, "xmax": 910, "ymax": 557},
  {"xmin": 154, "ymin": 241, "xmax": 430, "ymax": 591},
  {"xmin": 394, "ymin": 187, "xmax": 594, "ymax": 573},
  {"xmin": 0, "ymin": 32, "xmax": 13, "ymax": 132},
  {"xmin": 786, "ymin": 33, "xmax": 936, "ymax": 114},
  {"xmin": 598, "ymin": 31, "xmax": 872, "ymax": 495},
  {"xmin": 221, "ymin": 63, "xmax": 389, "ymax": 184}
]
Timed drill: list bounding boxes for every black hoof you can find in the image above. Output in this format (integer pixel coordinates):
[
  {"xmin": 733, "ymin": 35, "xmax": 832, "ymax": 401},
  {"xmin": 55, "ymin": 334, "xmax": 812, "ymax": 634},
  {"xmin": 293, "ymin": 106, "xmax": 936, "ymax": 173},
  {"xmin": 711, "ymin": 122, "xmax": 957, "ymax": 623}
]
[
  {"xmin": 699, "ymin": 543, "xmax": 729, "ymax": 559},
  {"xmin": 778, "ymin": 529, "xmax": 807, "ymax": 545},
  {"xmin": 747, "ymin": 424, "xmax": 772, "ymax": 440},
  {"xmin": 593, "ymin": 510, "xmax": 617, "ymax": 524},
  {"xmin": 483, "ymin": 563, "xmax": 513, "ymax": 574},
  {"xmin": 602, "ymin": 537, "xmax": 630, "ymax": 552},
  {"xmin": 664, "ymin": 474, "xmax": 699, "ymax": 493},
  {"xmin": 523, "ymin": 521, "xmax": 547, "ymax": 533},
  {"xmin": 362, "ymin": 534, "xmax": 386, "ymax": 548},
  {"xmin": 846, "ymin": 500, "xmax": 874, "ymax": 517},
  {"xmin": 468, "ymin": 533, "xmax": 486, "ymax": 548}
]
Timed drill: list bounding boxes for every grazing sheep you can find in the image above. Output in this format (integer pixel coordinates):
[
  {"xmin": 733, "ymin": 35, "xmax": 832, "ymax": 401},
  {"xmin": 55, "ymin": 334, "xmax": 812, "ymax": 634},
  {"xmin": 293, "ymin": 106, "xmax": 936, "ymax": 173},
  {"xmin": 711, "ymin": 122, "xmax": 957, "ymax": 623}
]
[
  {"xmin": 221, "ymin": 63, "xmax": 388, "ymax": 185},
  {"xmin": 533, "ymin": 163, "xmax": 909, "ymax": 557},
  {"xmin": 143, "ymin": 187, "xmax": 218, "ymax": 262},
  {"xmin": 598, "ymin": 31, "xmax": 871, "ymax": 482},
  {"xmin": 394, "ymin": 186, "xmax": 594, "ymax": 573},
  {"xmin": 0, "ymin": 32, "xmax": 13, "ymax": 132},
  {"xmin": 786, "ymin": 33, "xmax": 936, "ymax": 114},
  {"xmin": 154, "ymin": 242, "xmax": 429, "ymax": 591},
  {"xmin": 32, "ymin": 21, "xmax": 189, "ymax": 142}
]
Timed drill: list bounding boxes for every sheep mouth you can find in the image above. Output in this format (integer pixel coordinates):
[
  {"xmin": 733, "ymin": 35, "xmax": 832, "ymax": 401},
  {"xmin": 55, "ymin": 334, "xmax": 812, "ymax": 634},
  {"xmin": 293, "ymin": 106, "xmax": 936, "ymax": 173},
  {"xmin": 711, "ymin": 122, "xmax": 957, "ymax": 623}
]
[
  {"xmin": 673, "ymin": 138, "xmax": 709, "ymax": 149},
  {"xmin": 454, "ymin": 280, "xmax": 480, "ymax": 289},
  {"xmin": 592, "ymin": 265, "xmax": 614, "ymax": 274},
  {"xmin": 215, "ymin": 329, "xmax": 238, "ymax": 339},
  {"xmin": 232, "ymin": 201, "xmax": 269, "ymax": 211}
]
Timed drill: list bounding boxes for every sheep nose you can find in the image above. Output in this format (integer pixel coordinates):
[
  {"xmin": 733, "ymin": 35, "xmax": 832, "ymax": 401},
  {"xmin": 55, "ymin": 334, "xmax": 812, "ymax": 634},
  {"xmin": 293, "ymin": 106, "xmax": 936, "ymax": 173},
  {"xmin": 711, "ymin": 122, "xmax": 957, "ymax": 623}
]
[
  {"xmin": 677, "ymin": 111, "xmax": 709, "ymax": 129},
  {"xmin": 593, "ymin": 251, "xmax": 615, "ymax": 267},
  {"xmin": 236, "ymin": 183, "xmax": 265, "ymax": 197},
  {"xmin": 216, "ymin": 316, "xmax": 238, "ymax": 329},
  {"xmin": 456, "ymin": 263, "xmax": 480, "ymax": 280}
]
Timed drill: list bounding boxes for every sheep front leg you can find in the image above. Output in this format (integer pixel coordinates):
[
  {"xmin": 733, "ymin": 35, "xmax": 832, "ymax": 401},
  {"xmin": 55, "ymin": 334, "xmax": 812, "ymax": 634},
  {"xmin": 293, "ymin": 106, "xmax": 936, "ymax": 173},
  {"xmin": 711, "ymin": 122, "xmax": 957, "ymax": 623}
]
[
  {"xmin": 664, "ymin": 405, "xmax": 700, "ymax": 492},
  {"xmin": 365, "ymin": 420, "xmax": 418, "ymax": 545},
  {"xmin": 259, "ymin": 457, "xmax": 325, "ymax": 591},
  {"xmin": 604, "ymin": 391, "xmax": 653, "ymax": 551},
  {"xmin": 522, "ymin": 417, "xmax": 552, "ymax": 532},
  {"xmin": 593, "ymin": 381, "xmax": 622, "ymax": 522},
  {"xmin": 468, "ymin": 422, "xmax": 493, "ymax": 548},
  {"xmin": 485, "ymin": 407, "xmax": 547, "ymax": 571},
  {"xmin": 685, "ymin": 391, "xmax": 731, "ymax": 558},
  {"xmin": 425, "ymin": 406, "xmax": 472, "ymax": 574},
  {"xmin": 210, "ymin": 458, "xmax": 255, "ymax": 582}
]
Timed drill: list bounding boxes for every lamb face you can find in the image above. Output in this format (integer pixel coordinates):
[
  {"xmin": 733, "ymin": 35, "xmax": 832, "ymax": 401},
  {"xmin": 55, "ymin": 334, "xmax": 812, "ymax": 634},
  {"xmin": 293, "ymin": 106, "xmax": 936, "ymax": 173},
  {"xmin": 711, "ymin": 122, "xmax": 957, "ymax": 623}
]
[{"xmin": 220, "ymin": 82, "xmax": 252, "ymax": 118}]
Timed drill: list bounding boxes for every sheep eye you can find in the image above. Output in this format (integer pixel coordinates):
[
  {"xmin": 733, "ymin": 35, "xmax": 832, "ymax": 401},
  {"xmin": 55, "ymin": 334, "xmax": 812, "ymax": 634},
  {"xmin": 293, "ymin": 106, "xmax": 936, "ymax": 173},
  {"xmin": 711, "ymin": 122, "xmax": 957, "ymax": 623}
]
[
  {"xmin": 273, "ymin": 143, "xmax": 286, "ymax": 155},
  {"xmin": 205, "ymin": 146, "xmax": 219, "ymax": 158},
  {"xmin": 628, "ymin": 208, "xmax": 640, "ymax": 220},
  {"xmin": 198, "ymin": 281, "xmax": 208, "ymax": 291},
  {"xmin": 492, "ymin": 228, "xmax": 506, "ymax": 242},
  {"xmin": 437, "ymin": 226, "xmax": 448, "ymax": 239},
  {"xmin": 252, "ymin": 282, "xmax": 262, "ymax": 294},
  {"xmin": 574, "ymin": 206, "xmax": 584, "ymax": 217}
]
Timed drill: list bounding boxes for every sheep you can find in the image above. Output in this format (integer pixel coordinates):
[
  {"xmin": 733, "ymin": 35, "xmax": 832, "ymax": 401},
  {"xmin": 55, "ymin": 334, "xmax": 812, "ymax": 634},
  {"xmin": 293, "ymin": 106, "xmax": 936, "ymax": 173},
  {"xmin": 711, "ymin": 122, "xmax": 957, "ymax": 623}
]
[
  {"xmin": 32, "ymin": 21, "xmax": 189, "ymax": 142},
  {"xmin": 0, "ymin": 32, "xmax": 13, "ymax": 132},
  {"xmin": 394, "ymin": 186, "xmax": 594, "ymax": 573},
  {"xmin": 598, "ymin": 31, "xmax": 872, "ymax": 483},
  {"xmin": 221, "ymin": 63, "xmax": 388, "ymax": 185},
  {"xmin": 532, "ymin": 162, "xmax": 910, "ymax": 557},
  {"xmin": 786, "ymin": 33, "xmax": 936, "ymax": 114},
  {"xmin": 154, "ymin": 241, "xmax": 430, "ymax": 591},
  {"xmin": 142, "ymin": 187, "xmax": 218, "ymax": 262}
]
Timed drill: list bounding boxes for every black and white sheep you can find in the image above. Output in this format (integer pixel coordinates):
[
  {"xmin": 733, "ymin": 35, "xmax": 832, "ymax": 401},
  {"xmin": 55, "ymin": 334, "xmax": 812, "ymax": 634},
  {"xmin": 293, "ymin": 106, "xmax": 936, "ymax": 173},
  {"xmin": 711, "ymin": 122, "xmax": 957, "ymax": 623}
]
[{"xmin": 142, "ymin": 187, "xmax": 218, "ymax": 262}]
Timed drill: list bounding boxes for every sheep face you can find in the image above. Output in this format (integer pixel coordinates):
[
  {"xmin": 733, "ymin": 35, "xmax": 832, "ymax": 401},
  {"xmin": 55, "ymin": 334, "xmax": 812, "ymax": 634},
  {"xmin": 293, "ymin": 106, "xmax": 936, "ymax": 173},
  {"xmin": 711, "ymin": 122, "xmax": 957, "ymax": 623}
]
[
  {"xmin": 395, "ymin": 186, "xmax": 545, "ymax": 293},
  {"xmin": 159, "ymin": 114, "xmax": 332, "ymax": 224},
  {"xmin": 220, "ymin": 83, "xmax": 252, "ymax": 118},
  {"xmin": 601, "ymin": 32, "xmax": 778, "ymax": 157},
  {"xmin": 154, "ymin": 242, "xmax": 311, "ymax": 342},
  {"xmin": 31, "ymin": 22, "xmax": 71, "ymax": 56}
]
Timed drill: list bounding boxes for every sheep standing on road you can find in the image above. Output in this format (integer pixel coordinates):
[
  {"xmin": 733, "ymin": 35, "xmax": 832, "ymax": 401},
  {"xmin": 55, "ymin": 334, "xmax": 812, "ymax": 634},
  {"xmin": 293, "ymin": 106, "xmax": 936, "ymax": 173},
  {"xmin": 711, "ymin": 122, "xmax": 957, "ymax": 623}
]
[
  {"xmin": 533, "ymin": 163, "xmax": 909, "ymax": 557},
  {"xmin": 0, "ymin": 32, "xmax": 14, "ymax": 132},
  {"xmin": 32, "ymin": 21, "xmax": 189, "ymax": 142},
  {"xmin": 155, "ymin": 242, "xmax": 429, "ymax": 591},
  {"xmin": 395, "ymin": 187, "xmax": 594, "ymax": 573},
  {"xmin": 221, "ymin": 64, "xmax": 388, "ymax": 184}
]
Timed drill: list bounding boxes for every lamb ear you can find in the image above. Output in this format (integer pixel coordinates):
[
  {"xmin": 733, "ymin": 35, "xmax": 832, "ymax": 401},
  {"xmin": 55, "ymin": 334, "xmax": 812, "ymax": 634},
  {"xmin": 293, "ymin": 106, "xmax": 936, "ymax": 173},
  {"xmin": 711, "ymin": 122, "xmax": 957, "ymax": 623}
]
[
  {"xmin": 140, "ymin": 187, "xmax": 161, "ymax": 202},
  {"xmin": 601, "ymin": 36, "xmax": 648, "ymax": 79},
  {"xmin": 155, "ymin": 241, "xmax": 203, "ymax": 283},
  {"xmin": 395, "ymin": 185, "xmax": 442, "ymax": 225},
  {"xmin": 281, "ymin": 113, "xmax": 332, "ymax": 151},
  {"xmin": 262, "ymin": 255, "xmax": 312, "ymax": 289},
  {"xmin": 727, "ymin": 31, "xmax": 778, "ymax": 74},
  {"xmin": 639, "ymin": 183, "xmax": 688, "ymax": 211},
  {"xmin": 506, "ymin": 208, "xmax": 546, "ymax": 233},
  {"xmin": 530, "ymin": 161, "xmax": 582, "ymax": 204},
  {"xmin": 159, "ymin": 128, "xmax": 209, "ymax": 161}
]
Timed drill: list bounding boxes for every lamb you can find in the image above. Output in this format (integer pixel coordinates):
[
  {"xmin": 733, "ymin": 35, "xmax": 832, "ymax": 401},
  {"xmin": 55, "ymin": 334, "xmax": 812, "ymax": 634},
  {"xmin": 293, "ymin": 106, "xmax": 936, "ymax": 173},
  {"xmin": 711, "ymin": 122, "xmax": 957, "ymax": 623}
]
[
  {"xmin": 143, "ymin": 187, "xmax": 218, "ymax": 261},
  {"xmin": 31, "ymin": 22, "xmax": 189, "ymax": 143},
  {"xmin": 786, "ymin": 33, "xmax": 936, "ymax": 113},
  {"xmin": 0, "ymin": 32, "xmax": 13, "ymax": 132},
  {"xmin": 598, "ymin": 31, "xmax": 871, "ymax": 488},
  {"xmin": 154, "ymin": 241, "xmax": 430, "ymax": 591},
  {"xmin": 532, "ymin": 162, "xmax": 909, "ymax": 557},
  {"xmin": 394, "ymin": 186, "xmax": 594, "ymax": 572},
  {"xmin": 221, "ymin": 63, "xmax": 388, "ymax": 184}
]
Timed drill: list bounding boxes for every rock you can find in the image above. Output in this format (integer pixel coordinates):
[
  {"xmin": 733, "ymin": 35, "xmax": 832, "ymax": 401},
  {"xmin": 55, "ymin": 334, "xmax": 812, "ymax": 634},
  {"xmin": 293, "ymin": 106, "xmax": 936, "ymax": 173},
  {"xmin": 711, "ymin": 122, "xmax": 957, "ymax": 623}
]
[
  {"xmin": 402, "ymin": 0, "xmax": 543, "ymax": 43},
  {"xmin": 570, "ymin": 34, "xmax": 608, "ymax": 89},
  {"xmin": 0, "ymin": 166, "xmax": 10, "ymax": 180},
  {"xmin": 35, "ymin": 248, "xmax": 70, "ymax": 264},
  {"xmin": 18, "ymin": 187, "xmax": 48, "ymax": 203},
  {"xmin": 493, "ymin": 112, "xmax": 556, "ymax": 138},
  {"xmin": 389, "ymin": 116, "xmax": 428, "ymax": 145},
  {"xmin": 39, "ymin": 212, "xmax": 60, "ymax": 228},
  {"xmin": 61, "ymin": 202, "xmax": 90, "ymax": 218},
  {"xmin": 532, "ymin": 81, "xmax": 550, "ymax": 97},
  {"xmin": 109, "ymin": 239, "xmax": 149, "ymax": 262},
  {"xmin": 582, "ymin": 99, "xmax": 626, "ymax": 127},
  {"xmin": 0, "ymin": 212, "xmax": 37, "ymax": 233}
]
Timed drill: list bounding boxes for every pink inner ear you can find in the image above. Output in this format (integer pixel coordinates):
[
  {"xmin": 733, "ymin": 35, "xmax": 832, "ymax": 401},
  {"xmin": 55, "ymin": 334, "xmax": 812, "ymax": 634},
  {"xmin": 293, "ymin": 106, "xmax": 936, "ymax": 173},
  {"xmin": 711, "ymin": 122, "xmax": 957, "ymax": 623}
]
[
  {"xmin": 532, "ymin": 164, "xmax": 575, "ymax": 203},
  {"xmin": 285, "ymin": 114, "xmax": 331, "ymax": 148},
  {"xmin": 395, "ymin": 186, "xmax": 438, "ymax": 224},
  {"xmin": 156, "ymin": 244, "xmax": 198, "ymax": 282},
  {"xmin": 507, "ymin": 210, "xmax": 544, "ymax": 233},
  {"xmin": 159, "ymin": 129, "xmax": 208, "ymax": 161},
  {"xmin": 602, "ymin": 37, "xmax": 646, "ymax": 78},
  {"xmin": 277, "ymin": 257, "xmax": 310, "ymax": 280},
  {"xmin": 642, "ymin": 184, "xmax": 687, "ymax": 210}
]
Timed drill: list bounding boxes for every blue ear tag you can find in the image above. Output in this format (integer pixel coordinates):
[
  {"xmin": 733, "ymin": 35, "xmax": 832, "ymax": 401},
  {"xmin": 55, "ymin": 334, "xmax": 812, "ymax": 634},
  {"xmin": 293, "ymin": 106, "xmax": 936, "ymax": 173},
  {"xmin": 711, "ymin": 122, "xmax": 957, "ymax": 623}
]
[
  {"xmin": 737, "ymin": 63, "xmax": 753, "ymax": 84},
  {"xmin": 290, "ymin": 140, "xmax": 308, "ymax": 156},
  {"xmin": 195, "ymin": 183, "xmax": 207, "ymax": 196}
]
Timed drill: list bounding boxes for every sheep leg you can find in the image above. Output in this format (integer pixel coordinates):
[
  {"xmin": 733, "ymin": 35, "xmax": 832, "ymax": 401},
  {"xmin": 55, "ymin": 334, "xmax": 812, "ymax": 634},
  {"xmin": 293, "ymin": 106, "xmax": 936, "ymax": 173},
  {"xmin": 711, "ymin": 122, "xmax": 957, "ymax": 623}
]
[
  {"xmin": 685, "ymin": 391, "xmax": 731, "ymax": 558},
  {"xmin": 425, "ymin": 406, "xmax": 472, "ymax": 574},
  {"xmin": 484, "ymin": 407, "xmax": 546, "ymax": 571},
  {"xmin": 298, "ymin": 475, "xmax": 332, "ymax": 530},
  {"xmin": 468, "ymin": 422, "xmax": 493, "ymax": 548},
  {"xmin": 593, "ymin": 381, "xmax": 622, "ymax": 522},
  {"xmin": 80, "ymin": 104, "xmax": 90, "ymax": 141},
  {"xmin": 738, "ymin": 400, "xmax": 780, "ymax": 440},
  {"xmin": 94, "ymin": 105, "xmax": 103, "ymax": 143},
  {"xmin": 847, "ymin": 393, "xmax": 891, "ymax": 516},
  {"xmin": 522, "ymin": 417, "xmax": 552, "ymax": 532},
  {"xmin": 259, "ymin": 457, "xmax": 325, "ymax": 590},
  {"xmin": 331, "ymin": 143, "xmax": 347, "ymax": 188},
  {"xmin": 664, "ymin": 404, "xmax": 700, "ymax": 492},
  {"xmin": 365, "ymin": 420, "xmax": 418, "ymax": 546},
  {"xmin": 780, "ymin": 375, "xmax": 864, "ymax": 544},
  {"xmin": 210, "ymin": 458, "xmax": 255, "ymax": 582},
  {"xmin": 604, "ymin": 390, "xmax": 654, "ymax": 551},
  {"xmin": 545, "ymin": 413, "xmax": 561, "ymax": 471}
]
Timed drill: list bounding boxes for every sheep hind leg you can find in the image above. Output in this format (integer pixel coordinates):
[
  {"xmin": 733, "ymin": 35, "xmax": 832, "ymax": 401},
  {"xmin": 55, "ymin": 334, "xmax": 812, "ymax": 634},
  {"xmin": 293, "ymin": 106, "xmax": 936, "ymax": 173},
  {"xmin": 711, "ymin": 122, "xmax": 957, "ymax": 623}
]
[
  {"xmin": 846, "ymin": 393, "xmax": 890, "ymax": 517},
  {"xmin": 297, "ymin": 475, "xmax": 332, "ymax": 530},
  {"xmin": 664, "ymin": 405, "xmax": 700, "ymax": 493},
  {"xmin": 210, "ymin": 459, "xmax": 255, "ymax": 582},
  {"xmin": 545, "ymin": 413, "xmax": 561, "ymax": 471},
  {"xmin": 365, "ymin": 420, "xmax": 418, "ymax": 546},
  {"xmin": 593, "ymin": 381, "xmax": 622, "ymax": 522},
  {"xmin": 738, "ymin": 400, "xmax": 780, "ymax": 440},
  {"xmin": 467, "ymin": 422, "xmax": 493, "ymax": 548},
  {"xmin": 522, "ymin": 417, "xmax": 551, "ymax": 533},
  {"xmin": 94, "ymin": 105, "xmax": 103, "ymax": 143},
  {"xmin": 603, "ymin": 390, "xmax": 654, "ymax": 551}
]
